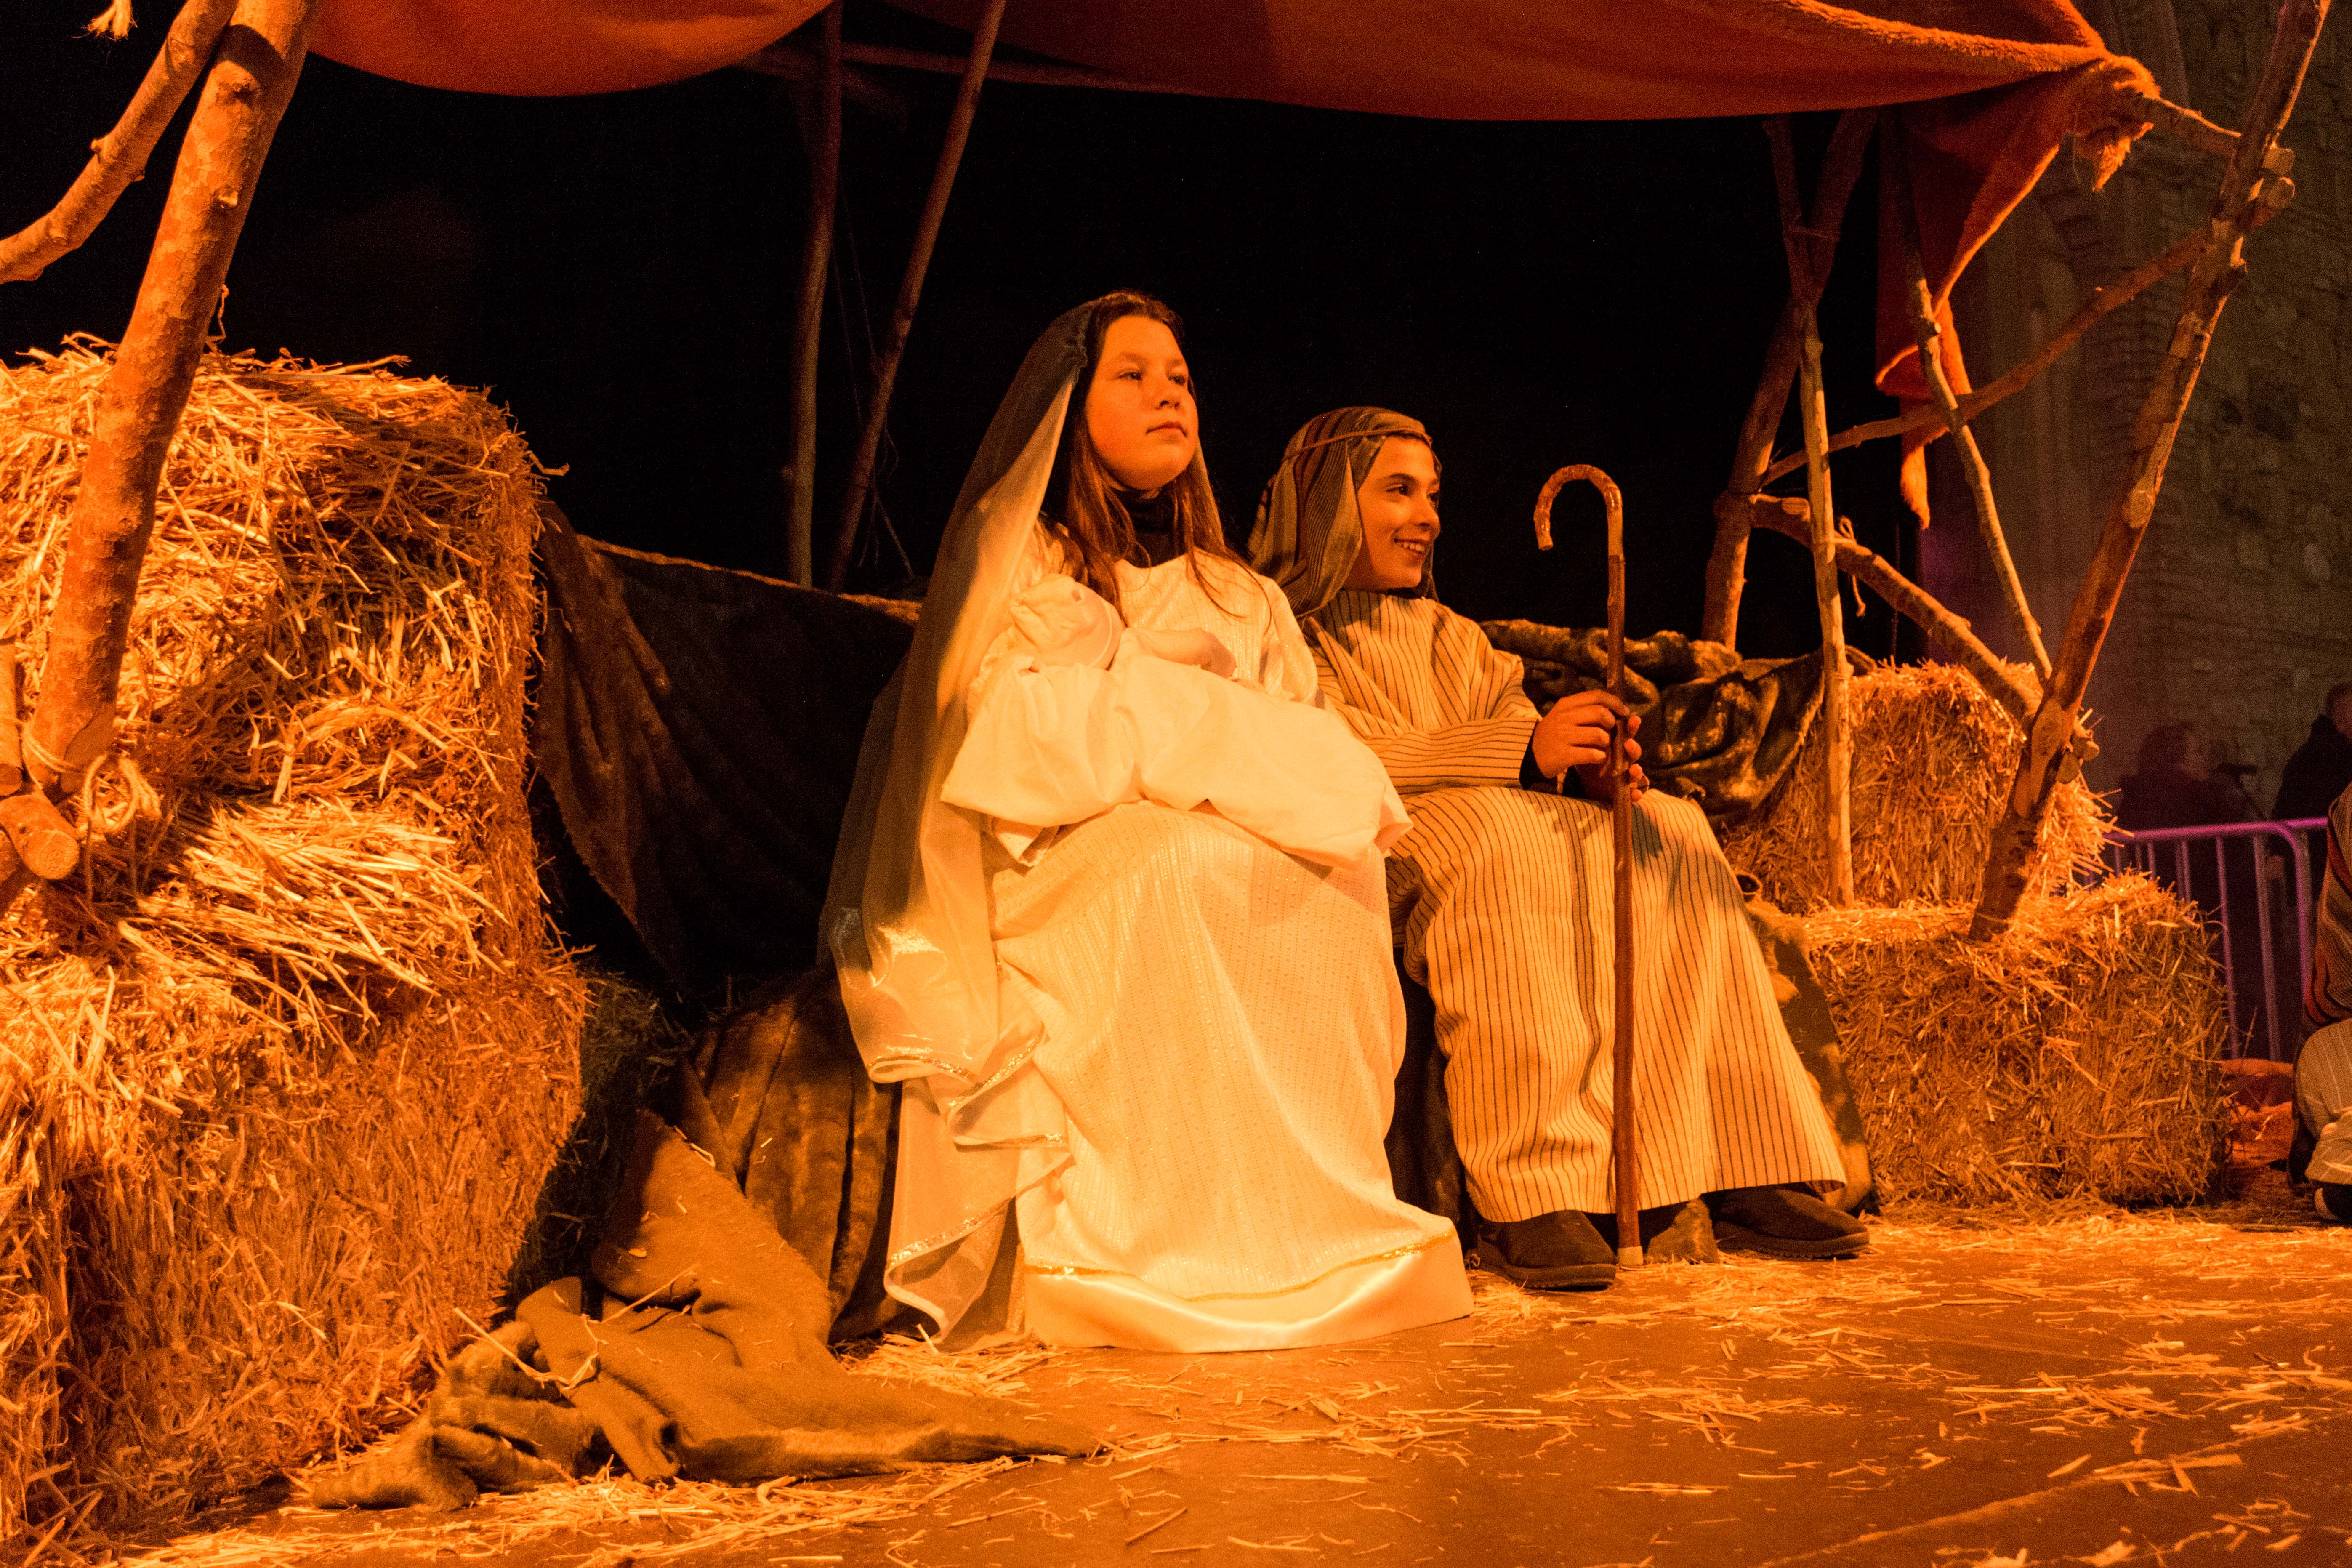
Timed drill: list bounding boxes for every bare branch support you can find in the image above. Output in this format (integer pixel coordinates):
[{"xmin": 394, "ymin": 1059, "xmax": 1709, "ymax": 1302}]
[
  {"xmin": 1970, "ymin": 0, "xmax": 2329, "ymax": 939},
  {"xmin": 20, "ymin": 0, "xmax": 317, "ymax": 845},
  {"xmin": 1740, "ymin": 495, "xmax": 2038, "ymax": 724},
  {"xmin": 1701, "ymin": 109, "xmax": 1874, "ymax": 648},
  {"xmin": 1886, "ymin": 123, "xmax": 2051, "ymax": 679},
  {"xmin": 1769, "ymin": 117, "xmax": 1854, "ymax": 907},
  {"xmin": 0, "ymin": 0, "xmax": 240, "ymax": 286},
  {"xmin": 784, "ymin": 3, "xmax": 841, "ymax": 587},
  {"xmin": 1761, "ymin": 176, "xmax": 2295, "ymax": 488},
  {"xmin": 825, "ymin": 0, "xmax": 1009, "ymax": 592}
]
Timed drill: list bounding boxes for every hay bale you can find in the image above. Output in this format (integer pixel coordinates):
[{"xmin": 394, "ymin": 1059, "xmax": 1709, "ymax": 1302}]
[
  {"xmin": 1719, "ymin": 660, "xmax": 2108, "ymax": 913},
  {"xmin": 1802, "ymin": 875, "xmax": 2230, "ymax": 1207},
  {"xmin": 0, "ymin": 343, "xmax": 585, "ymax": 1542}
]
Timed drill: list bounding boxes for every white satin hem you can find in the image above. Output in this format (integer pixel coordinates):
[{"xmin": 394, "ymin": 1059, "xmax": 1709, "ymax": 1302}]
[{"xmin": 1021, "ymin": 1232, "xmax": 1473, "ymax": 1352}]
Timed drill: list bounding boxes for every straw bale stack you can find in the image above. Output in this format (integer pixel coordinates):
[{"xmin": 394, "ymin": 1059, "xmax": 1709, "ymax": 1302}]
[
  {"xmin": 1801, "ymin": 875, "xmax": 2230, "ymax": 1206},
  {"xmin": 1720, "ymin": 660, "xmax": 2108, "ymax": 912},
  {"xmin": 0, "ymin": 343, "xmax": 585, "ymax": 1544}
]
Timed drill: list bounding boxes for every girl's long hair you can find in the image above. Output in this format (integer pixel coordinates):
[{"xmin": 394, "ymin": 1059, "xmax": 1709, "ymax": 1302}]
[{"xmin": 1045, "ymin": 291, "xmax": 1244, "ymax": 616}]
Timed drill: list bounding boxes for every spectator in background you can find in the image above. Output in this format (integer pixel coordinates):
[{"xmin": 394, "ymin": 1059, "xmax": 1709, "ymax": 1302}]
[
  {"xmin": 2275, "ymin": 682, "xmax": 2352, "ymax": 823},
  {"xmin": 2120, "ymin": 722, "xmax": 2275, "ymax": 1050},
  {"xmin": 2116, "ymin": 722, "xmax": 2251, "ymax": 831}
]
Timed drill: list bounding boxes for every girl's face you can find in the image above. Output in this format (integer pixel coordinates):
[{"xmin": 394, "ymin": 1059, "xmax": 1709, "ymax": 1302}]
[
  {"xmin": 1344, "ymin": 437, "xmax": 1440, "ymax": 591},
  {"xmin": 1083, "ymin": 314, "xmax": 1197, "ymax": 495}
]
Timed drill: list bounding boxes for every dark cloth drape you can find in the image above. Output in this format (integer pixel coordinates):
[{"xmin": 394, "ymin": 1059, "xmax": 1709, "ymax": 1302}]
[
  {"xmin": 672, "ymin": 970, "xmax": 906, "ymax": 1341},
  {"xmin": 308, "ymin": 1108, "xmax": 1091, "ymax": 1510},
  {"xmin": 1481, "ymin": 620, "xmax": 1857, "ymax": 830},
  {"xmin": 534, "ymin": 512, "xmax": 913, "ymax": 990}
]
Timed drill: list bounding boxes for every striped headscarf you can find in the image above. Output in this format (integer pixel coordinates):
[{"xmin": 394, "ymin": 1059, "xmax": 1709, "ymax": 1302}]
[{"xmin": 1248, "ymin": 406, "xmax": 1431, "ymax": 620}]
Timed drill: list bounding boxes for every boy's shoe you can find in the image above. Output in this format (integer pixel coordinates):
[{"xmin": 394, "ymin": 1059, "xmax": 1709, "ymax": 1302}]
[
  {"xmin": 1475, "ymin": 1210, "xmax": 1618, "ymax": 1291},
  {"xmin": 1705, "ymin": 1184, "xmax": 1870, "ymax": 1260}
]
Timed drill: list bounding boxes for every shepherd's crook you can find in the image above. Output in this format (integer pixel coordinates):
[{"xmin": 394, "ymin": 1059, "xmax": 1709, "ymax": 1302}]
[{"xmin": 1534, "ymin": 465, "xmax": 1640, "ymax": 1272}]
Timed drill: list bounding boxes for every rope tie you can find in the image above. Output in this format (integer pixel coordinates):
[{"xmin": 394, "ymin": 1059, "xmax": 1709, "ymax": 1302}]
[{"xmin": 17, "ymin": 728, "xmax": 72, "ymax": 783}]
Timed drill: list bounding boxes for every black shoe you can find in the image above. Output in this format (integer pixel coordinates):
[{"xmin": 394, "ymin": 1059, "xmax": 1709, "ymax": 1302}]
[
  {"xmin": 2317, "ymin": 1183, "xmax": 2352, "ymax": 1223},
  {"xmin": 1704, "ymin": 1185, "xmax": 1870, "ymax": 1260},
  {"xmin": 1474, "ymin": 1210, "xmax": 1618, "ymax": 1291}
]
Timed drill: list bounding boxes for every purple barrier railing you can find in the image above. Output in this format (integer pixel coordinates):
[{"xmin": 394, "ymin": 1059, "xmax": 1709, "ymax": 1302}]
[{"xmin": 2097, "ymin": 817, "xmax": 2326, "ymax": 1061}]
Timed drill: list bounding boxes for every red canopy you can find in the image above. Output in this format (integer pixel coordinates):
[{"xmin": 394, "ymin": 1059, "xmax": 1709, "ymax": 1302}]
[{"xmin": 313, "ymin": 0, "xmax": 2159, "ymax": 512}]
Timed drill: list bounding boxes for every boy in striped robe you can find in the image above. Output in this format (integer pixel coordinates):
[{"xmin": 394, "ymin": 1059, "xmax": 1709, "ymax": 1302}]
[
  {"xmin": 2299, "ymin": 784, "xmax": 2352, "ymax": 1221},
  {"xmin": 1250, "ymin": 407, "xmax": 1867, "ymax": 1290}
]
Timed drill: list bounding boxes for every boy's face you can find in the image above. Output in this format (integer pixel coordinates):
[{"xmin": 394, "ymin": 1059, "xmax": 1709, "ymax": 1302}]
[{"xmin": 1344, "ymin": 437, "xmax": 1440, "ymax": 592}]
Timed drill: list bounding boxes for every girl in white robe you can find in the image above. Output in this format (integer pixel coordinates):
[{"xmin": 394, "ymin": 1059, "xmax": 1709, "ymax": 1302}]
[{"xmin": 822, "ymin": 299, "xmax": 1471, "ymax": 1351}]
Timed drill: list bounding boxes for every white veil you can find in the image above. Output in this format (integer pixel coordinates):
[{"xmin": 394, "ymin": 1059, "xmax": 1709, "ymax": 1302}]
[{"xmin": 821, "ymin": 301, "xmax": 1095, "ymax": 1335}]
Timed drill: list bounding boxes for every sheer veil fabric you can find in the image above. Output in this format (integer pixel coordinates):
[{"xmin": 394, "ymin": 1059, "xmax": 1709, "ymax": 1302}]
[{"xmin": 822, "ymin": 303, "xmax": 1094, "ymax": 1337}]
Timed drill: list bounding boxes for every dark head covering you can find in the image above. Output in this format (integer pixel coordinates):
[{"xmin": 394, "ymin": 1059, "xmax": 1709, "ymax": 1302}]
[{"xmin": 1247, "ymin": 407, "xmax": 1431, "ymax": 620}]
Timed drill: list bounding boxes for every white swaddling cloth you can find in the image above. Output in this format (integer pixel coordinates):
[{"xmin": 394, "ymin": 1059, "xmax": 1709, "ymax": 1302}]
[{"xmin": 942, "ymin": 571, "xmax": 1407, "ymax": 868}]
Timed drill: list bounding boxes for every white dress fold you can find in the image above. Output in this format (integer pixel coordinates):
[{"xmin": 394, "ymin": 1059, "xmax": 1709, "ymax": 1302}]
[{"xmin": 919, "ymin": 540, "xmax": 1469, "ymax": 1350}]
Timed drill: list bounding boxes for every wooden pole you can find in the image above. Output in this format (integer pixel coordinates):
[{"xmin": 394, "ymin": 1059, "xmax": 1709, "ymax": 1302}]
[
  {"xmin": 823, "ymin": 0, "xmax": 1008, "ymax": 592},
  {"xmin": 1767, "ymin": 119, "xmax": 1854, "ymax": 907},
  {"xmin": 1700, "ymin": 109, "xmax": 1874, "ymax": 649},
  {"xmin": 784, "ymin": 2, "xmax": 842, "ymax": 587},
  {"xmin": 19, "ymin": 0, "xmax": 318, "ymax": 812},
  {"xmin": 1738, "ymin": 495, "xmax": 2040, "ymax": 726},
  {"xmin": 1533, "ymin": 464, "xmax": 1640, "ymax": 1270},
  {"xmin": 1885, "ymin": 127, "xmax": 2051, "ymax": 680},
  {"xmin": 0, "ymin": 0, "xmax": 241, "ymax": 286},
  {"xmin": 1898, "ymin": 253, "xmax": 2051, "ymax": 679},
  {"xmin": 1971, "ymin": 0, "xmax": 2328, "ymax": 939},
  {"xmin": 1760, "ymin": 180, "xmax": 2295, "ymax": 489}
]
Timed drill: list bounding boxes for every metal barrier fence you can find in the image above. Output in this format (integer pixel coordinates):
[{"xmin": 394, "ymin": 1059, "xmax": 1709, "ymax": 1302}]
[{"xmin": 2099, "ymin": 817, "xmax": 2327, "ymax": 1061}]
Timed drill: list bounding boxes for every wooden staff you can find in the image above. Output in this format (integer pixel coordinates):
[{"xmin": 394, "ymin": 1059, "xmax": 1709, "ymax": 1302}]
[
  {"xmin": 1534, "ymin": 464, "xmax": 1640, "ymax": 1270},
  {"xmin": 825, "ymin": 0, "xmax": 1009, "ymax": 591}
]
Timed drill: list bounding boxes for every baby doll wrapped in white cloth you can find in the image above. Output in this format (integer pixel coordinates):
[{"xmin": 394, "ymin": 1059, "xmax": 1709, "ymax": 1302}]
[{"xmin": 943, "ymin": 571, "xmax": 1408, "ymax": 867}]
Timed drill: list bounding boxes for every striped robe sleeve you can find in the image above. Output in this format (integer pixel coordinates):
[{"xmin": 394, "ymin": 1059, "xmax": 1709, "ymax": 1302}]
[
  {"xmin": 1313, "ymin": 604, "xmax": 1540, "ymax": 796},
  {"xmin": 2311, "ymin": 787, "xmax": 2352, "ymax": 1026}
]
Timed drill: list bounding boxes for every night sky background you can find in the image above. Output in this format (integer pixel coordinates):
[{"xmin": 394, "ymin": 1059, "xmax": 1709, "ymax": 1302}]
[{"xmin": 0, "ymin": 1, "xmax": 1922, "ymax": 660}]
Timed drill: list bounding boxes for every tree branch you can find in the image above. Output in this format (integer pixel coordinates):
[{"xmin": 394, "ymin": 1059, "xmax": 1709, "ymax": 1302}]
[
  {"xmin": 1970, "ymin": 0, "xmax": 2328, "ymax": 938},
  {"xmin": 1701, "ymin": 108, "xmax": 1874, "ymax": 649},
  {"xmin": 1760, "ymin": 177, "xmax": 2295, "ymax": 488},
  {"xmin": 24, "ymin": 0, "xmax": 319, "ymax": 810},
  {"xmin": 0, "ymin": 0, "xmax": 240, "ymax": 286}
]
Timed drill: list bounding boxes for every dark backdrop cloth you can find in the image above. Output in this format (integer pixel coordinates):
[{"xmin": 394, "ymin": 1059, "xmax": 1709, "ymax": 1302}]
[
  {"xmin": 672, "ymin": 969, "xmax": 908, "ymax": 1342},
  {"xmin": 1482, "ymin": 620, "xmax": 1863, "ymax": 829},
  {"xmin": 535, "ymin": 512, "xmax": 913, "ymax": 990},
  {"xmin": 533, "ymin": 527, "xmax": 1842, "ymax": 986}
]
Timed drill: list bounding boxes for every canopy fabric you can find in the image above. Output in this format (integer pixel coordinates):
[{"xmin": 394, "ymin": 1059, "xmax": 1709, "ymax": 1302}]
[
  {"xmin": 314, "ymin": 0, "xmax": 2158, "ymax": 517},
  {"xmin": 314, "ymin": 0, "xmax": 2125, "ymax": 117}
]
